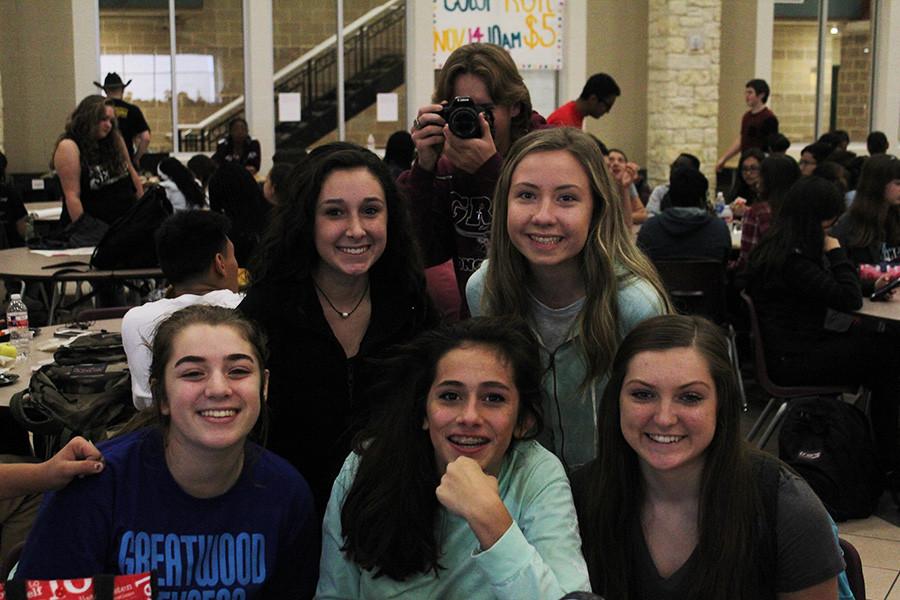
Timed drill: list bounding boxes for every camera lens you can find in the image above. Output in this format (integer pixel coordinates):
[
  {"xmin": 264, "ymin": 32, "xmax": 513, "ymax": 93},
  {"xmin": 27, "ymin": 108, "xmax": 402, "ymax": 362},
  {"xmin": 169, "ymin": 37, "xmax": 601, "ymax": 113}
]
[{"xmin": 449, "ymin": 107, "xmax": 479, "ymax": 138}]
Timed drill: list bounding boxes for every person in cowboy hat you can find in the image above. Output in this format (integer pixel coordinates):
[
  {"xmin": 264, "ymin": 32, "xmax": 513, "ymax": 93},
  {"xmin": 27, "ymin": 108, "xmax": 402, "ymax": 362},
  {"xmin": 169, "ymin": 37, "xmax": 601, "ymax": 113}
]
[{"xmin": 94, "ymin": 72, "xmax": 151, "ymax": 169}]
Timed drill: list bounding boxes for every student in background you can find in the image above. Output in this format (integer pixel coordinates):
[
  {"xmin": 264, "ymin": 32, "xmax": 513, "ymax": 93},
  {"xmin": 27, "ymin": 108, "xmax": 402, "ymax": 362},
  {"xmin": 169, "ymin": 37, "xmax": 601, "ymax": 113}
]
[
  {"xmin": 831, "ymin": 154, "xmax": 900, "ymax": 295},
  {"xmin": 747, "ymin": 176, "xmax": 900, "ymax": 496},
  {"xmin": 122, "ymin": 211, "xmax": 243, "ymax": 410},
  {"xmin": 732, "ymin": 154, "xmax": 800, "ymax": 272},
  {"xmin": 53, "ymin": 95, "xmax": 143, "ymax": 227},
  {"xmin": 157, "ymin": 157, "xmax": 206, "ymax": 211},
  {"xmin": 716, "ymin": 79, "xmax": 779, "ymax": 172},
  {"xmin": 726, "ymin": 148, "xmax": 764, "ymax": 217},
  {"xmin": 637, "ymin": 167, "xmax": 730, "ymax": 263},
  {"xmin": 606, "ymin": 148, "xmax": 648, "ymax": 224},
  {"xmin": 212, "ymin": 117, "xmax": 261, "ymax": 175},
  {"xmin": 867, "ymin": 131, "xmax": 889, "ymax": 156},
  {"xmin": 547, "ymin": 73, "xmax": 621, "ymax": 128}
]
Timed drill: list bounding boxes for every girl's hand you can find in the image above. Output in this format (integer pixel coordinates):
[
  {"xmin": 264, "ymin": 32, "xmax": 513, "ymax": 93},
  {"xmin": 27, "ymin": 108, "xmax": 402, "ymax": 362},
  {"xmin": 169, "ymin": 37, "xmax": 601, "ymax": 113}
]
[
  {"xmin": 44, "ymin": 436, "xmax": 104, "ymax": 490},
  {"xmin": 436, "ymin": 456, "xmax": 513, "ymax": 551}
]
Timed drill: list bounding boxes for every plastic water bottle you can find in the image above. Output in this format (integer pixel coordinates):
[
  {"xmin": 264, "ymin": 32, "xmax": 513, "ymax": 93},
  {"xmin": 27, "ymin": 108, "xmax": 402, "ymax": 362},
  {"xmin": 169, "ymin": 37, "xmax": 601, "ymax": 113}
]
[
  {"xmin": 366, "ymin": 134, "xmax": 376, "ymax": 152},
  {"xmin": 6, "ymin": 294, "xmax": 30, "ymax": 360},
  {"xmin": 714, "ymin": 191, "xmax": 733, "ymax": 224}
]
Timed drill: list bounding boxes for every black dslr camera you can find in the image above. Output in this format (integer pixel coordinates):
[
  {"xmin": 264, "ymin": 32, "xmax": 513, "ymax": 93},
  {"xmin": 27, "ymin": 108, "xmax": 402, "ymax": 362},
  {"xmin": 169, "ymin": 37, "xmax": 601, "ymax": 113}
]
[{"xmin": 437, "ymin": 96, "xmax": 495, "ymax": 139}]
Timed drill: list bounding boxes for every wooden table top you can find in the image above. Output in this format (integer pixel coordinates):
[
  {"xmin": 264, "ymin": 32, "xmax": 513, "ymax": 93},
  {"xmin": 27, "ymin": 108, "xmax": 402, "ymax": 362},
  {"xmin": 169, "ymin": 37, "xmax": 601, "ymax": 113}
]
[{"xmin": 0, "ymin": 247, "xmax": 162, "ymax": 281}]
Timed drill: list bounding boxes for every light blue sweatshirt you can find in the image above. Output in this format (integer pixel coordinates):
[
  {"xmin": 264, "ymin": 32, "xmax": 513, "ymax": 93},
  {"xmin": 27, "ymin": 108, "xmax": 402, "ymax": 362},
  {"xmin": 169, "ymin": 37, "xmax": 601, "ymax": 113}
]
[
  {"xmin": 316, "ymin": 440, "xmax": 591, "ymax": 599},
  {"xmin": 466, "ymin": 261, "xmax": 666, "ymax": 469}
]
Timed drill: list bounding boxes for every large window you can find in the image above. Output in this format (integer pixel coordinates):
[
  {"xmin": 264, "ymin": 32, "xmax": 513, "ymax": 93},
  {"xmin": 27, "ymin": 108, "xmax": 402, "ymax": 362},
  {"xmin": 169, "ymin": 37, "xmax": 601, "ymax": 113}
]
[
  {"xmin": 771, "ymin": 0, "xmax": 875, "ymax": 144},
  {"xmin": 99, "ymin": 0, "xmax": 244, "ymax": 154}
]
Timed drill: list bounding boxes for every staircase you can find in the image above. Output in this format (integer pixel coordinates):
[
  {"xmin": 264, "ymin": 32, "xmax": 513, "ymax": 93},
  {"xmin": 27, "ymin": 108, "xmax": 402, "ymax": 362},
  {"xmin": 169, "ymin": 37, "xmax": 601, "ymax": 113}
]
[{"xmin": 178, "ymin": 0, "xmax": 404, "ymax": 154}]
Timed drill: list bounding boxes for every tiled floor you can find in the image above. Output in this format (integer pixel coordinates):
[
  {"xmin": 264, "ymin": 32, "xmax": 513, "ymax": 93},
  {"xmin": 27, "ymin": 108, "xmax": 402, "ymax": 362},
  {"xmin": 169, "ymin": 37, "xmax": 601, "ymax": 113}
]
[{"xmin": 838, "ymin": 495, "xmax": 900, "ymax": 600}]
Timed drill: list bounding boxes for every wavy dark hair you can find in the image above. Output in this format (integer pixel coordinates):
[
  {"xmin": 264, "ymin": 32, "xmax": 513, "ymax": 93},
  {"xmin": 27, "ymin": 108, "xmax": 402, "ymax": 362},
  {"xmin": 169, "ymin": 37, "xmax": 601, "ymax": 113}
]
[
  {"xmin": 842, "ymin": 154, "xmax": 900, "ymax": 250},
  {"xmin": 579, "ymin": 314, "xmax": 769, "ymax": 598},
  {"xmin": 249, "ymin": 142, "xmax": 423, "ymax": 297},
  {"xmin": 159, "ymin": 157, "xmax": 206, "ymax": 209},
  {"xmin": 55, "ymin": 95, "xmax": 125, "ymax": 174},
  {"xmin": 339, "ymin": 316, "xmax": 544, "ymax": 580},
  {"xmin": 757, "ymin": 153, "xmax": 800, "ymax": 217},
  {"xmin": 748, "ymin": 176, "xmax": 846, "ymax": 279},
  {"xmin": 146, "ymin": 305, "xmax": 269, "ymax": 445}
]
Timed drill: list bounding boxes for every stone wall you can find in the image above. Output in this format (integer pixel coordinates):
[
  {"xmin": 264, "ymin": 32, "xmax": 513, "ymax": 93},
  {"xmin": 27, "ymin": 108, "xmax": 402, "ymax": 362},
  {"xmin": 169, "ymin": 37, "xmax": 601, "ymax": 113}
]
[
  {"xmin": 835, "ymin": 20, "xmax": 872, "ymax": 142},
  {"xmin": 99, "ymin": 0, "xmax": 403, "ymax": 154},
  {"xmin": 647, "ymin": 0, "xmax": 721, "ymax": 189}
]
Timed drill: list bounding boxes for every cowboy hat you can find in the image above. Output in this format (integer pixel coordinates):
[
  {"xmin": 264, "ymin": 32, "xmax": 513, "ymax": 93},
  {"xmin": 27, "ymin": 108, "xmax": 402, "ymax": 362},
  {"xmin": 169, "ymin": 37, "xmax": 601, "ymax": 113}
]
[{"xmin": 93, "ymin": 72, "xmax": 132, "ymax": 89}]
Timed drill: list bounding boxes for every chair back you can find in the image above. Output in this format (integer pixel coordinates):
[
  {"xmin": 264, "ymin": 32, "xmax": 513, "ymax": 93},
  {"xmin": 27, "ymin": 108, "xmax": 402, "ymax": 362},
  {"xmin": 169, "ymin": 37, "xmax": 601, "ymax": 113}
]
[
  {"xmin": 652, "ymin": 258, "xmax": 727, "ymax": 323},
  {"xmin": 838, "ymin": 537, "xmax": 865, "ymax": 600}
]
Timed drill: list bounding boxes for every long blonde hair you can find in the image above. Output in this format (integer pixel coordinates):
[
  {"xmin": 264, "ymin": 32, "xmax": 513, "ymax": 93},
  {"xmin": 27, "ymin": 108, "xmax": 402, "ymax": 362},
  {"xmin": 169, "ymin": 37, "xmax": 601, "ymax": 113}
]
[{"xmin": 482, "ymin": 127, "xmax": 671, "ymax": 386}]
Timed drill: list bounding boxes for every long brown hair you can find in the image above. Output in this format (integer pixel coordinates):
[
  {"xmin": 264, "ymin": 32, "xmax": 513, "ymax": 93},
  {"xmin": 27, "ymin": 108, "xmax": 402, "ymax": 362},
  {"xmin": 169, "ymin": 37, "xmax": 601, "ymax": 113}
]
[
  {"xmin": 843, "ymin": 154, "xmax": 900, "ymax": 249},
  {"xmin": 54, "ymin": 95, "xmax": 125, "ymax": 174},
  {"xmin": 481, "ymin": 127, "xmax": 671, "ymax": 386},
  {"xmin": 579, "ymin": 314, "xmax": 768, "ymax": 598},
  {"xmin": 434, "ymin": 43, "xmax": 533, "ymax": 144}
]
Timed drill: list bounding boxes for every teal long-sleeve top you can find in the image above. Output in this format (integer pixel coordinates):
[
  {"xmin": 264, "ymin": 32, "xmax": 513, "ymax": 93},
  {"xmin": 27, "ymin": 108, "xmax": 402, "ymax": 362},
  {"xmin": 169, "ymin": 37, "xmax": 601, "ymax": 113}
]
[{"xmin": 316, "ymin": 440, "xmax": 591, "ymax": 599}]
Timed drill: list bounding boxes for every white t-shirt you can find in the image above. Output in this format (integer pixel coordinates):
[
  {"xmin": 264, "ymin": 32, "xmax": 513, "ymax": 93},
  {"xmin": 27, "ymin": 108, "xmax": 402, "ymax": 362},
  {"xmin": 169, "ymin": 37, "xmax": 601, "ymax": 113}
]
[{"xmin": 122, "ymin": 290, "xmax": 243, "ymax": 409}]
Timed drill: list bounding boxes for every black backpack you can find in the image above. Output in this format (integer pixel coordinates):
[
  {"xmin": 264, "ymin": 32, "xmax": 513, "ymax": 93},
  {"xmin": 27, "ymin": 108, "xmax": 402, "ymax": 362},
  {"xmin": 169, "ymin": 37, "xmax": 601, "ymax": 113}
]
[
  {"xmin": 10, "ymin": 333, "xmax": 135, "ymax": 459},
  {"xmin": 90, "ymin": 185, "xmax": 172, "ymax": 270},
  {"xmin": 778, "ymin": 397, "xmax": 883, "ymax": 521}
]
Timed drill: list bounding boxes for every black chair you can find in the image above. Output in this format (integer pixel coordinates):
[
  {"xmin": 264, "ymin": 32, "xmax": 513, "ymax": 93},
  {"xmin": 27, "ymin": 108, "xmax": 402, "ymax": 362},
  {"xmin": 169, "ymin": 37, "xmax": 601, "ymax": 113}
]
[
  {"xmin": 838, "ymin": 537, "xmax": 865, "ymax": 600},
  {"xmin": 652, "ymin": 258, "xmax": 746, "ymax": 409},
  {"xmin": 740, "ymin": 291, "xmax": 865, "ymax": 448}
]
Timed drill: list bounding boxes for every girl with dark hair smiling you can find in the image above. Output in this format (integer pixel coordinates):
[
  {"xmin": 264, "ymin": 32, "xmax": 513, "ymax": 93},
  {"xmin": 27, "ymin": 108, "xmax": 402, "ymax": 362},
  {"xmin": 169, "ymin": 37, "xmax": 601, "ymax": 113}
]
[
  {"xmin": 317, "ymin": 317, "xmax": 590, "ymax": 599},
  {"xmin": 17, "ymin": 306, "xmax": 318, "ymax": 599},
  {"xmin": 240, "ymin": 143, "xmax": 436, "ymax": 516},
  {"xmin": 573, "ymin": 314, "xmax": 845, "ymax": 599}
]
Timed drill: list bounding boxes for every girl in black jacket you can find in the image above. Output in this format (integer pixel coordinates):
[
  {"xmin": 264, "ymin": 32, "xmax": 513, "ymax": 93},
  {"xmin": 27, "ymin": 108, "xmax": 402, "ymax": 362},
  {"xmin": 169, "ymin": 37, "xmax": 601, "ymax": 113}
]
[{"xmin": 747, "ymin": 176, "xmax": 900, "ymax": 489}]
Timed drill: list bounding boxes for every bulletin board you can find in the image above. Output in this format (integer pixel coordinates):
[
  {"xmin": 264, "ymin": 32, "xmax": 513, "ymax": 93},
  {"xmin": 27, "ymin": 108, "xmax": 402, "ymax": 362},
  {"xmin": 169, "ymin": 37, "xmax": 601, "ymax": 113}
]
[{"xmin": 433, "ymin": 0, "xmax": 565, "ymax": 70}]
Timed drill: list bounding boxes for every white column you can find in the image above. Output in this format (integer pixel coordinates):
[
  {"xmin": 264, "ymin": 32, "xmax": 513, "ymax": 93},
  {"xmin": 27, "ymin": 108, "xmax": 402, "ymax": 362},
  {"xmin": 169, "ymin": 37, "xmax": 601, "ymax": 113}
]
[
  {"xmin": 243, "ymin": 0, "xmax": 275, "ymax": 175},
  {"xmin": 559, "ymin": 0, "xmax": 586, "ymax": 107},
  {"xmin": 872, "ymin": 0, "xmax": 899, "ymax": 145},
  {"xmin": 72, "ymin": 0, "xmax": 100, "ymax": 103},
  {"xmin": 405, "ymin": 0, "xmax": 433, "ymax": 128}
]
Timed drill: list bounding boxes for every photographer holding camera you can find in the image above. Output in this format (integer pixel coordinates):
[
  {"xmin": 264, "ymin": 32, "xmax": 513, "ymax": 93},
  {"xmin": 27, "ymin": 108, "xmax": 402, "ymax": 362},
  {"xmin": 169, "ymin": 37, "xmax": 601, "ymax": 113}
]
[{"xmin": 399, "ymin": 43, "xmax": 546, "ymax": 315}]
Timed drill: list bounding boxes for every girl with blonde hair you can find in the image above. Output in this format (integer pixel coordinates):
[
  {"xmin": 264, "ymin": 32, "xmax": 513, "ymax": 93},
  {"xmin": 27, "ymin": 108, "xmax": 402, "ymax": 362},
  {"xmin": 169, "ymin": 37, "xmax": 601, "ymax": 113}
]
[{"xmin": 467, "ymin": 127, "xmax": 671, "ymax": 470}]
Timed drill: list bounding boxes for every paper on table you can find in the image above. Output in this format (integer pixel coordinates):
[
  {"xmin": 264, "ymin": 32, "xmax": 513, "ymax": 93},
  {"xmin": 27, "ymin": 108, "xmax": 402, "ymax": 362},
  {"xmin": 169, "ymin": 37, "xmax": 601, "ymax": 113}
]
[
  {"xmin": 30, "ymin": 247, "xmax": 95, "ymax": 257},
  {"xmin": 32, "ymin": 207, "xmax": 62, "ymax": 220}
]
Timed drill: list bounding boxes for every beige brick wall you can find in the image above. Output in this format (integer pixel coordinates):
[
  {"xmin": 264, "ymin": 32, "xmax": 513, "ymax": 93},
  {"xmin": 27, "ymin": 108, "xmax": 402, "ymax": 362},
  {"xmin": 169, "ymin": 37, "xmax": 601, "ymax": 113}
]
[
  {"xmin": 835, "ymin": 20, "xmax": 872, "ymax": 142},
  {"xmin": 646, "ymin": 0, "xmax": 721, "ymax": 188},
  {"xmin": 770, "ymin": 21, "xmax": 842, "ymax": 143}
]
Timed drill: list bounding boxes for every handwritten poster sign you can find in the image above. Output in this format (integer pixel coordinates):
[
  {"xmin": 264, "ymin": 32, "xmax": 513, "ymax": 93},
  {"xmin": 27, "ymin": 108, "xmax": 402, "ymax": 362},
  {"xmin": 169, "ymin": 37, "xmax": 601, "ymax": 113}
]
[{"xmin": 433, "ymin": 0, "xmax": 564, "ymax": 70}]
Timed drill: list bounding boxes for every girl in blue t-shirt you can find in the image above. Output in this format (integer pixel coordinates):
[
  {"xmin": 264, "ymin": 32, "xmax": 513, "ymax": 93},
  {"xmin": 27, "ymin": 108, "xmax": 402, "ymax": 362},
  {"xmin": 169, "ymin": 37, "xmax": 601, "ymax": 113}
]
[{"xmin": 17, "ymin": 306, "xmax": 318, "ymax": 599}]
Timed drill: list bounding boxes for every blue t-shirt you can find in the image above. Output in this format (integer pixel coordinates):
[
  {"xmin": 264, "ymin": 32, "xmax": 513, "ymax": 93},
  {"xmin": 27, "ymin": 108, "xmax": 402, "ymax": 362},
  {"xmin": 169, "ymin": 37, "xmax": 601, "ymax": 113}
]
[{"xmin": 16, "ymin": 429, "xmax": 318, "ymax": 599}]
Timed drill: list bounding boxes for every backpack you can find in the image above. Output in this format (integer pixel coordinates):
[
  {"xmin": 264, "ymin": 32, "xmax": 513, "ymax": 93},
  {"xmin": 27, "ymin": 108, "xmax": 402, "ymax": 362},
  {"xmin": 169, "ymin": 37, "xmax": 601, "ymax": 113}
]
[
  {"xmin": 9, "ymin": 333, "xmax": 135, "ymax": 459},
  {"xmin": 778, "ymin": 397, "xmax": 883, "ymax": 521},
  {"xmin": 53, "ymin": 331, "xmax": 128, "ymax": 365},
  {"xmin": 90, "ymin": 185, "xmax": 172, "ymax": 270}
]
